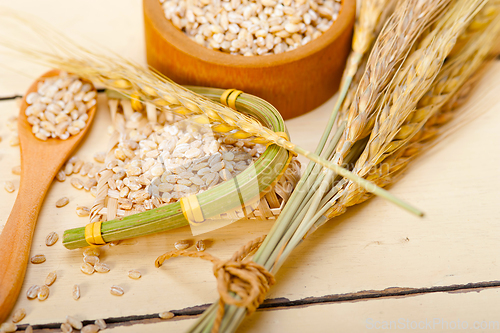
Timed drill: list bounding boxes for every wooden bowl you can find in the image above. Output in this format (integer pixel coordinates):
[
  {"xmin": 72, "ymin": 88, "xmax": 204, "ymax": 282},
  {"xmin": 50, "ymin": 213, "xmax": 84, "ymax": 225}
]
[{"xmin": 143, "ymin": 0, "xmax": 355, "ymax": 119}]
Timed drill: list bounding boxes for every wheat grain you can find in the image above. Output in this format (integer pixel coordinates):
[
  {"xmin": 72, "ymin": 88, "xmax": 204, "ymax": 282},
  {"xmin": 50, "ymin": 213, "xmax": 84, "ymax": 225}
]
[{"xmin": 11, "ymin": 308, "xmax": 26, "ymax": 323}]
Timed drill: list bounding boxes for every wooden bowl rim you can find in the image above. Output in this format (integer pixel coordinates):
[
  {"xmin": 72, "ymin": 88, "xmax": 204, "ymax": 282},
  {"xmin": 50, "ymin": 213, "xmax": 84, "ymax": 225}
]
[{"xmin": 144, "ymin": 0, "xmax": 356, "ymax": 68}]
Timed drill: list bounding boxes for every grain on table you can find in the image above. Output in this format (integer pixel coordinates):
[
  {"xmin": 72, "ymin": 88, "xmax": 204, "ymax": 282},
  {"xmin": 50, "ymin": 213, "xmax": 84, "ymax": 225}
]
[
  {"xmin": 66, "ymin": 315, "xmax": 83, "ymax": 330},
  {"xmin": 80, "ymin": 262, "xmax": 94, "ymax": 275},
  {"xmin": 72, "ymin": 284, "xmax": 81, "ymax": 300},
  {"xmin": 37, "ymin": 285, "xmax": 50, "ymax": 301},
  {"xmin": 128, "ymin": 269, "xmax": 142, "ymax": 279},
  {"xmin": 55, "ymin": 197, "xmax": 70, "ymax": 208},
  {"xmin": 110, "ymin": 285, "xmax": 124, "ymax": 296},
  {"xmin": 94, "ymin": 262, "xmax": 110, "ymax": 273},
  {"xmin": 45, "ymin": 271, "xmax": 57, "ymax": 286},
  {"xmin": 11, "ymin": 308, "xmax": 26, "ymax": 323},
  {"xmin": 159, "ymin": 311, "xmax": 175, "ymax": 319},
  {"xmin": 26, "ymin": 285, "xmax": 40, "ymax": 299},
  {"xmin": 45, "ymin": 231, "xmax": 59, "ymax": 246},
  {"xmin": 4, "ymin": 181, "xmax": 15, "ymax": 193},
  {"xmin": 30, "ymin": 254, "xmax": 46, "ymax": 264},
  {"xmin": 174, "ymin": 239, "xmax": 192, "ymax": 250}
]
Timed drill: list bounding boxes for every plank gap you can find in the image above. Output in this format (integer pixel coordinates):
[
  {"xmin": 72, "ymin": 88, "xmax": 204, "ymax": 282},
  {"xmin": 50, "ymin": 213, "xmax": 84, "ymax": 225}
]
[{"xmin": 17, "ymin": 280, "xmax": 500, "ymax": 331}]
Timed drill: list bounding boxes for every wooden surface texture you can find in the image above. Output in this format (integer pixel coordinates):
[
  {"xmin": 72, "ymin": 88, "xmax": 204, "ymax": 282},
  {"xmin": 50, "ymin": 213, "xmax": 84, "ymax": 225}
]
[{"xmin": 1, "ymin": 1, "xmax": 500, "ymax": 332}]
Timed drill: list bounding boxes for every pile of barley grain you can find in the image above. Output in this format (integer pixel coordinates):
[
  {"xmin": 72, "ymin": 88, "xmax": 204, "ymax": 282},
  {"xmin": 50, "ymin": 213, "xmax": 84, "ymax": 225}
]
[
  {"xmin": 25, "ymin": 72, "xmax": 96, "ymax": 141},
  {"xmin": 93, "ymin": 99, "xmax": 265, "ymax": 220},
  {"xmin": 160, "ymin": 0, "xmax": 341, "ymax": 56}
]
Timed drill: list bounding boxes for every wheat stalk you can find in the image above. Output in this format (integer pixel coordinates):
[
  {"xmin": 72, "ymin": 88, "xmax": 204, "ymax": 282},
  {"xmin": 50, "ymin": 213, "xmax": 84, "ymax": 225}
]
[
  {"xmin": 298, "ymin": 0, "xmax": 453, "ymax": 226},
  {"xmin": 0, "ymin": 11, "xmax": 426, "ymax": 216},
  {"xmin": 326, "ymin": 4, "xmax": 500, "ymax": 216}
]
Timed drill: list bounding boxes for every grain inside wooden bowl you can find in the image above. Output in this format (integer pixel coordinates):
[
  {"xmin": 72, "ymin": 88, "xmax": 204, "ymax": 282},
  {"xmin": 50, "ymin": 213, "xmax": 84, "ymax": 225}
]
[{"xmin": 143, "ymin": 0, "xmax": 355, "ymax": 119}]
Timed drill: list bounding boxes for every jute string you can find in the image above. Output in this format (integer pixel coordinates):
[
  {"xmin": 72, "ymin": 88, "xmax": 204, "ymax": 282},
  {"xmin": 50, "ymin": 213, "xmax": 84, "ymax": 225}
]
[{"xmin": 155, "ymin": 236, "xmax": 275, "ymax": 333}]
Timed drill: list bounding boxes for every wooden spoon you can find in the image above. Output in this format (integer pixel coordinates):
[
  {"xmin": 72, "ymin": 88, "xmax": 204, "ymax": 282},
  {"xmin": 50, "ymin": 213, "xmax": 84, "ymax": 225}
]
[{"xmin": 0, "ymin": 69, "xmax": 97, "ymax": 322}]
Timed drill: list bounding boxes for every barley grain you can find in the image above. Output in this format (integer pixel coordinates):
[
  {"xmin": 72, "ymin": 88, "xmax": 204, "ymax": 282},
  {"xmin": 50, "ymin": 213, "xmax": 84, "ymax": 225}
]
[
  {"xmin": 83, "ymin": 255, "xmax": 99, "ymax": 266},
  {"xmin": 76, "ymin": 206, "xmax": 90, "ymax": 217},
  {"xmin": 66, "ymin": 315, "xmax": 83, "ymax": 330},
  {"xmin": 95, "ymin": 319, "xmax": 106, "ymax": 330},
  {"xmin": 196, "ymin": 240, "xmax": 206, "ymax": 251},
  {"xmin": 55, "ymin": 197, "xmax": 70, "ymax": 208},
  {"xmin": 128, "ymin": 269, "xmax": 142, "ymax": 279},
  {"xmin": 94, "ymin": 262, "xmax": 110, "ymax": 273},
  {"xmin": 159, "ymin": 311, "xmax": 175, "ymax": 319},
  {"xmin": 11, "ymin": 165, "xmax": 21, "ymax": 175},
  {"xmin": 61, "ymin": 322, "xmax": 73, "ymax": 333},
  {"xmin": 30, "ymin": 254, "xmax": 46, "ymax": 264},
  {"xmin": 11, "ymin": 308, "xmax": 26, "ymax": 323},
  {"xmin": 81, "ymin": 324, "xmax": 100, "ymax": 333},
  {"xmin": 4, "ymin": 181, "xmax": 15, "ymax": 193},
  {"xmin": 45, "ymin": 271, "xmax": 57, "ymax": 286},
  {"xmin": 72, "ymin": 284, "xmax": 81, "ymax": 300},
  {"xmin": 174, "ymin": 240, "xmax": 192, "ymax": 250},
  {"xmin": 26, "ymin": 285, "xmax": 40, "ymax": 299},
  {"xmin": 71, "ymin": 177, "xmax": 84, "ymax": 190},
  {"xmin": 37, "ymin": 285, "xmax": 49, "ymax": 301},
  {"xmin": 25, "ymin": 326, "xmax": 33, "ymax": 333},
  {"xmin": 56, "ymin": 170, "xmax": 66, "ymax": 182},
  {"xmin": 80, "ymin": 262, "xmax": 94, "ymax": 275},
  {"xmin": 83, "ymin": 247, "xmax": 100, "ymax": 257},
  {"xmin": 110, "ymin": 285, "xmax": 124, "ymax": 296},
  {"xmin": 0, "ymin": 323, "xmax": 17, "ymax": 332},
  {"xmin": 45, "ymin": 231, "xmax": 59, "ymax": 246}
]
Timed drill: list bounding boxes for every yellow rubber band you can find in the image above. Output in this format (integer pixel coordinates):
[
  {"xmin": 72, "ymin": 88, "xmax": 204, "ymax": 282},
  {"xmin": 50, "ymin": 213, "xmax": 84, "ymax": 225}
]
[
  {"xmin": 180, "ymin": 194, "xmax": 205, "ymax": 225},
  {"xmin": 227, "ymin": 90, "xmax": 243, "ymax": 109},
  {"xmin": 220, "ymin": 89, "xmax": 236, "ymax": 106},
  {"xmin": 84, "ymin": 221, "xmax": 106, "ymax": 246}
]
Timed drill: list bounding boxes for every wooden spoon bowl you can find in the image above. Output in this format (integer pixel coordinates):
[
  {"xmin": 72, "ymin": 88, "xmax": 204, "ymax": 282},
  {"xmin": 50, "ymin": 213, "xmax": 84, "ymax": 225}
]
[
  {"xmin": 143, "ymin": 0, "xmax": 355, "ymax": 119},
  {"xmin": 0, "ymin": 69, "xmax": 97, "ymax": 322}
]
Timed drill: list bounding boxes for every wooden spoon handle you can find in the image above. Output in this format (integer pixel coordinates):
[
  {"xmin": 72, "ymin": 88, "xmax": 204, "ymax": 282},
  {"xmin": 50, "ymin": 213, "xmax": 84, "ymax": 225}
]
[{"xmin": 0, "ymin": 171, "xmax": 54, "ymax": 322}]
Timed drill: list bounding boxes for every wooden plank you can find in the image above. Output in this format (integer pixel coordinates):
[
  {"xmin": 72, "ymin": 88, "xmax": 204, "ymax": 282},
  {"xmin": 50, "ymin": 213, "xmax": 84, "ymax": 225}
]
[
  {"xmin": 1, "ymin": 62, "xmax": 500, "ymax": 331},
  {"xmin": 27, "ymin": 285, "xmax": 499, "ymax": 332}
]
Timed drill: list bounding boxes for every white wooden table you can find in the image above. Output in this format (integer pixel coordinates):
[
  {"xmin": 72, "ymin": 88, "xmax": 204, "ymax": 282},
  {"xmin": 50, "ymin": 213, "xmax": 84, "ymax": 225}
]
[{"xmin": 1, "ymin": 1, "xmax": 500, "ymax": 332}]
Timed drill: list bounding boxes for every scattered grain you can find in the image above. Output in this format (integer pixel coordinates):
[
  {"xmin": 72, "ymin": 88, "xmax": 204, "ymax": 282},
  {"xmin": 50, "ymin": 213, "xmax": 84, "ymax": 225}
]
[
  {"xmin": 95, "ymin": 319, "xmax": 107, "ymax": 330},
  {"xmin": 128, "ymin": 270, "xmax": 142, "ymax": 279},
  {"xmin": 81, "ymin": 324, "xmax": 100, "ymax": 333},
  {"xmin": 61, "ymin": 322, "xmax": 73, "ymax": 333},
  {"xmin": 159, "ymin": 311, "xmax": 175, "ymax": 319},
  {"xmin": 72, "ymin": 284, "xmax": 81, "ymax": 300},
  {"xmin": 56, "ymin": 170, "xmax": 66, "ymax": 182},
  {"xmin": 25, "ymin": 326, "xmax": 33, "ymax": 333},
  {"xmin": 0, "ymin": 322, "xmax": 17, "ymax": 332},
  {"xmin": 30, "ymin": 254, "xmax": 46, "ymax": 264},
  {"xmin": 70, "ymin": 177, "xmax": 84, "ymax": 190},
  {"xmin": 80, "ymin": 262, "xmax": 95, "ymax": 275},
  {"xmin": 11, "ymin": 308, "xmax": 26, "ymax": 323},
  {"xmin": 45, "ymin": 231, "xmax": 59, "ymax": 246},
  {"xmin": 45, "ymin": 271, "xmax": 57, "ymax": 286},
  {"xmin": 55, "ymin": 197, "xmax": 70, "ymax": 208},
  {"xmin": 83, "ymin": 255, "xmax": 99, "ymax": 266},
  {"xmin": 83, "ymin": 247, "xmax": 100, "ymax": 257},
  {"xmin": 26, "ymin": 285, "xmax": 40, "ymax": 299},
  {"xmin": 174, "ymin": 240, "xmax": 192, "ymax": 250},
  {"xmin": 37, "ymin": 285, "xmax": 49, "ymax": 301},
  {"xmin": 11, "ymin": 165, "xmax": 21, "ymax": 175},
  {"xmin": 66, "ymin": 315, "xmax": 83, "ymax": 330},
  {"xmin": 76, "ymin": 206, "xmax": 90, "ymax": 217},
  {"xmin": 110, "ymin": 285, "xmax": 124, "ymax": 296},
  {"xmin": 94, "ymin": 262, "xmax": 110, "ymax": 273},
  {"xmin": 196, "ymin": 240, "xmax": 206, "ymax": 252},
  {"xmin": 4, "ymin": 181, "xmax": 15, "ymax": 193}
]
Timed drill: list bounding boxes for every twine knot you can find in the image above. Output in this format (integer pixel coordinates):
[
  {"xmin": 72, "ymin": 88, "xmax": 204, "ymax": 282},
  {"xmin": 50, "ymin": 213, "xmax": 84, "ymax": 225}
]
[{"xmin": 155, "ymin": 236, "xmax": 274, "ymax": 333}]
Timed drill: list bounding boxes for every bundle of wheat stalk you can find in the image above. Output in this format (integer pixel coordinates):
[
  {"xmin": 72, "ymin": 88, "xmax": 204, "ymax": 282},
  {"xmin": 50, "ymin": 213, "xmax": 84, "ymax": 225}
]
[
  {"xmin": 157, "ymin": 1, "xmax": 499, "ymax": 332},
  {"xmin": 0, "ymin": 10, "xmax": 424, "ymax": 218}
]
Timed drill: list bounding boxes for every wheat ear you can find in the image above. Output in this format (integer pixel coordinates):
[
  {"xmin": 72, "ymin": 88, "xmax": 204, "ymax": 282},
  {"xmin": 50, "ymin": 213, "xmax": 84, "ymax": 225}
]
[
  {"xmin": 329, "ymin": 5, "xmax": 500, "ymax": 214},
  {"xmin": 0, "ymin": 12, "xmax": 423, "ymax": 216}
]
